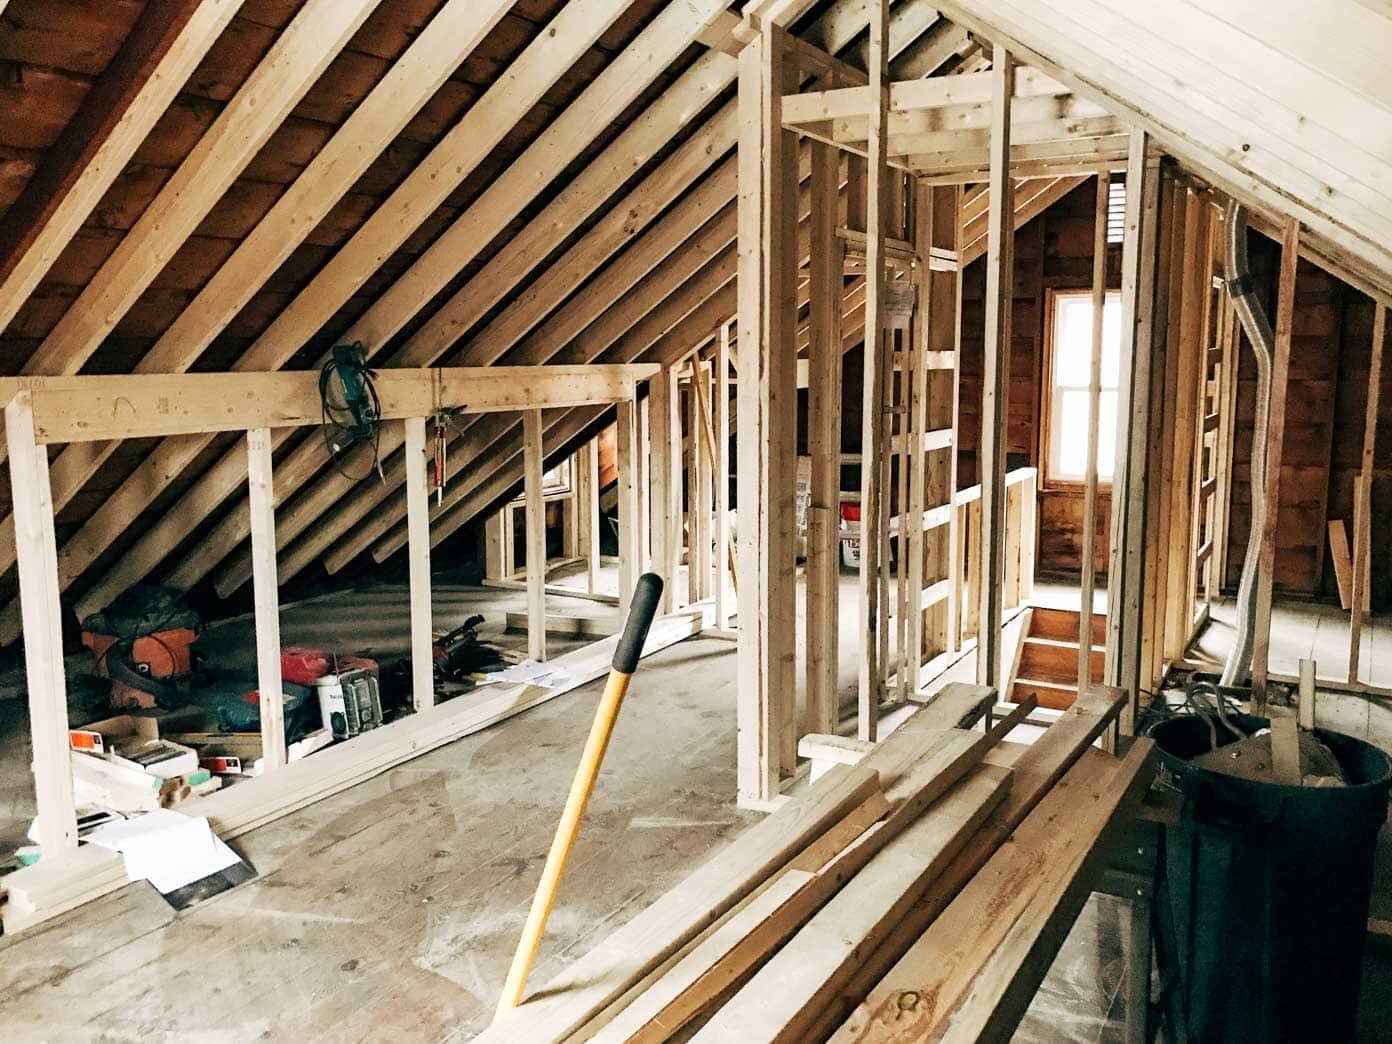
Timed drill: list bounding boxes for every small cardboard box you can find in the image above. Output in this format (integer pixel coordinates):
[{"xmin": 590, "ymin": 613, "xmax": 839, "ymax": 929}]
[
  {"xmin": 68, "ymin": 715, "xmax": 197, "ymax": 778},
  {"xmin": 69, "ymin": 715, "xmax": 159, "ymax": 755}
]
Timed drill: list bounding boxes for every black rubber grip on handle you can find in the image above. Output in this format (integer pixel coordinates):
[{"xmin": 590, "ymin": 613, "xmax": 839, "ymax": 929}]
[{"xmin": 613, "ymin": 572, "xmax": 664, "ymax": 674}]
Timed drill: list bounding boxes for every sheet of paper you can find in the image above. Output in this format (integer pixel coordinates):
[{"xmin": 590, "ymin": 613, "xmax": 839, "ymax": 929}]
[{"xmin": 86, "ymin": 810, "xmax": 241, "ymax": 894}]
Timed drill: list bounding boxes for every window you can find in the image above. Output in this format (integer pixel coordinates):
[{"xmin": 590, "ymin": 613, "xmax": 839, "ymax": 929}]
[
  {"xmin": 1106, "ymin": 179, "xmax": 1126, "ymax": 244},
  {"xmin": 1045, "ymin": 290, "xmax": 1121, "ymax": 484}
]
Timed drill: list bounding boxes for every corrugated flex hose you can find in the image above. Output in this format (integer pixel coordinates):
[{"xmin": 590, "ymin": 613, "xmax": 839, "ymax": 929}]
[{"xmin": 1221, "ymin": 201, "xmax": 1275, "ymax": 687}]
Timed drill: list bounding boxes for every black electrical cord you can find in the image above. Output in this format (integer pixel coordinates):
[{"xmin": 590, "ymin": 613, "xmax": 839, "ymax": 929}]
[{"xmin": 319, "ymin": 346, "xmax": 383, "ymax": 482}]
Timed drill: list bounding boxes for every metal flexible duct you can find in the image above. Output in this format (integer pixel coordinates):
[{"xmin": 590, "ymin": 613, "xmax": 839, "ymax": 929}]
[{"xmin": 1220, "ymin": 201, "xmax": 1275, "ymax": 687}]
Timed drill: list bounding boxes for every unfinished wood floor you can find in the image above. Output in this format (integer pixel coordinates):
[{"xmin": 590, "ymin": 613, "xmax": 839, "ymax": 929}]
[
  {"xmin": 0, "ymin": 591, "xmax": 754, "ymax": 1040},
  {"xmin": 1193, "ymin": 596, "xmax": 1392, "ymax": 690}
]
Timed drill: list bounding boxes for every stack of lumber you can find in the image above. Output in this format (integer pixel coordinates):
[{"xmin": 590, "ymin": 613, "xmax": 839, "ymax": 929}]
[{"xmin": 481, "ymin": 682, "xmax": 1156, "ymax": 1043}]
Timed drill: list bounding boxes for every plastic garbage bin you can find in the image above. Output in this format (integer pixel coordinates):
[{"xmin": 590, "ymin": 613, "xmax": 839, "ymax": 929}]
[{"xmin": 1151, "ymin": 714, "xmax": 1392, "ymax": 1042}]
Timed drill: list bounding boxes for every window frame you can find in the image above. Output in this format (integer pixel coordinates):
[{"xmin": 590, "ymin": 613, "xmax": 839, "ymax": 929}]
[{"xmin": 1040, "ymin": 287, "xmax": 1122, "ymax": 491}]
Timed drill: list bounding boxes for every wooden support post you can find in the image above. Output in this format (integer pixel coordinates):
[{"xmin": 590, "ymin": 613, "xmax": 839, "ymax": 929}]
[
  {"xmin": 1105, "ymin": 130, "xmax": 1161, "ymax": 734},
  {"xmin": 616, "ymin": 398, "xmax": 641, "ymax": 617},
  {"xmin": 1079, "ymin": 172, "xmax": 1110, "ymax": 694},
  {"xmin": 692, "ymin": 360, "xmax": 715, "ymax": 602},
  {"xmin": 404, "ymin": 417, "xmax": 434, "ymax": 710},
  {"xmin": 1251, "ymin": 217, "xmax": 1299, "ymax": 710},
  {"xmin": 686, "ymin": 375, "xmax": 701, "ymax": 606},
  {"xmin": 976, "ymin": 52, "xmax": 1015, "ymax": 689},
  {"xmin": 5, "ymin": 392, "xmax": 78, "ymax": 857},
  {"xmin": 807, "ymin": 139, "xmax": 843, "ymax": 734},
  {"xmin": 1299, "ymin": 658, "xmax": 1317, "ymax": 731},
  {"xmin": 1349, "ymin": 303, "xmax": 1385, "ymax": 684},
  {"xmin": 736, "ymin": 22, "xmax": 798, "ymax": 804},
  {"xmin": 485, "ymin": 509, "xmax": 507, "ymax": 582},
  {"xmin": 904, "ymin": 182, "xmax": 934, "ymax": 696},
  {"xmin": 941, "ymin": 187, "xmax": 965, "ymax": 659},
  {"xmin": 246, "ymin": 428, "xmax": 286, "ymax": 772},
  {"xmin": 1164, "ymin": 189, "xmax": 1209, "ymax": 662},
  {"xmin": 715, "ymin": 321, "xmax": 733, "ymax": 628},
  {"xmin": 857, "ymin": 0, "xmax": 892, "ymax": 741},
  {"xmin": 650, "ymin": 368, "xmax": 679, "ymax": 612},
  {"xmin": 524, "ymin": 409, "xmax": 547, "ymax": 663},
  {"xmin": 575, "ymin": 440, "xmax": 600, "ymax": 594}
]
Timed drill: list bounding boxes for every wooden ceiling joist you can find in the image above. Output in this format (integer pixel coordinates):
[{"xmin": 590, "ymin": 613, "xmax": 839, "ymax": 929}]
[{"xmin": 0, "ymin": 0, "xmax": 236, "ymax": 338}]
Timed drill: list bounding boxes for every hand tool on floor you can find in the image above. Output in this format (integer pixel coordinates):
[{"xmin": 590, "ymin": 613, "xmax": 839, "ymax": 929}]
[{"xmin": 494, "ymin": 572, "xmax": 665, "ymax": 1020}]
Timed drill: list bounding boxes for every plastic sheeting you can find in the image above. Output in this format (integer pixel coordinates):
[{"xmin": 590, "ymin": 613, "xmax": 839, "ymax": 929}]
[{"xmin": 1014, "ymin": 892, "xmax": 1139, "ymax": 1043}]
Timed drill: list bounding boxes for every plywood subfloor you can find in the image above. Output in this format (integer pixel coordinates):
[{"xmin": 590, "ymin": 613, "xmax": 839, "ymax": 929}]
[{"xmin": 0, "ymin": 626, "xmax": 753, "ymax": 1039}]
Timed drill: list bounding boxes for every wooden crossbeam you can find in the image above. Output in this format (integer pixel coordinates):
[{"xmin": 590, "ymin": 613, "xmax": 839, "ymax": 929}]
[
  {"xmin": 780, "ymin": 66, "xmax": 1068, "ymax": 126},
  {"xmin": 0, "ymin": 367, "xmax": 652, "ymax": 445}
]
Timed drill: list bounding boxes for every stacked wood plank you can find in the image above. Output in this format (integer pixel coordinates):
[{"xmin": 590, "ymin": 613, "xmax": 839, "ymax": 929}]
[{"xmin": 480, "ymin": 682, "xmax": 1155, "ymax": 1043}]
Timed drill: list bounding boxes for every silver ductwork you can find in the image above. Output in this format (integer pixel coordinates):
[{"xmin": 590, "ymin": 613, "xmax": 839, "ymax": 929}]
[{"xmin": 1220, "ymin": 201, "xmax": 1275, "ymax": 688}]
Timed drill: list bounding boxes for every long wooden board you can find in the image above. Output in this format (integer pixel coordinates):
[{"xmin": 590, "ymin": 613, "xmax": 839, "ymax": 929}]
[{"xmin": 832, "ymin": 738, "xmax": 1156, "ymax": 1043}]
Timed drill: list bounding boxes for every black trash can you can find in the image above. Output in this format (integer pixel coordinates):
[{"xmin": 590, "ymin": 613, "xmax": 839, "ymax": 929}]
[{"xmin": 1151, "ymin": 714, "xmax": 1392, "ymax": 1043}]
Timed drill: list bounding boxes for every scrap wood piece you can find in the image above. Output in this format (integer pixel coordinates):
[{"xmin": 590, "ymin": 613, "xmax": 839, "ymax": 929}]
[
  {"xmin": 797, "ymin": 684, "xmax": 1128, "ymax": 1038},
  {"xmin": 833, "ymin": 738, "xmax": 1157, "ymax": 1043},
  {"xmin": 1329, "ymin": 520, "xmax": 1353, "ymax": 610},
  {"xmin": 693, "ymin": 765, "xmax": 1013, "ymax": 1043},
  {"xmin": 1270, "ymin": 717, "xmax": 1302, "ymax": 786},
  {"xmin": 474, "ymin": 763, "xmax": 884, "ymax": 1044}
]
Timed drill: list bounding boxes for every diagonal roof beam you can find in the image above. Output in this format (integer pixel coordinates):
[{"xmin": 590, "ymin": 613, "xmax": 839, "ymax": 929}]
[
  {"xmin": 186, "ymin": 2, "xmax": 939, "ymax": 599},
  {"xmin": 397, "ymin": 285, "xmax": 874, "ymax": 564},
  {"xmin": 0, "ymin": 0, "xmax": 515, "ymax": 580},
  {"xmin": 0, "ymin": 0, "xmax": 240, "ymax": 337},
  {"xmin": 60, "ymin": 0, "xmax": 723, "ymax": 627},
  {"xmin": 132, "ymin": 0, "xmax": 900, "ymax": 604},
  {"xmin": 20, "ymin": 0, "xmax": 644, "ymax": 637},
  {"xmin": 14, "ymin": 0, "xmax": 384, "ymax": 381}
]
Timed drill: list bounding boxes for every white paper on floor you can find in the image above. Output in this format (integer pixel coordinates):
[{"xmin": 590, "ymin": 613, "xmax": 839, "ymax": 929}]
[{"xmin": 85, "ymin": 809, "xmax": 240, "ymax": 894}]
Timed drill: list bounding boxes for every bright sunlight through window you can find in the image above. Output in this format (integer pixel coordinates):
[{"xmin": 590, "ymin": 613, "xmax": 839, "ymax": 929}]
[{"xmin": 1047, "ymin": 290, "xmax": 1121, "ymax": 483}]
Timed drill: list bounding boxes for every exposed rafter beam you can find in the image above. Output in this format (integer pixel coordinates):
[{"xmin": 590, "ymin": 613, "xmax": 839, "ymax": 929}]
[
  {"xmin": 15, "ymin": 0, "xmax": 383, "ymax": 381},
  {"xmin": 0, "ymin": 0, "xmax": 239, "ymax": 337},
  {"xmin": 134, "ymin": 0, "xmax": 902, "ymax": 603},
  {"xmin": 39, "ymin": 0, "xmax": 712, "ymax": 633},
  {"xmin": 0, "ymin": 0, "xmax": 514, "ymax": 578}
]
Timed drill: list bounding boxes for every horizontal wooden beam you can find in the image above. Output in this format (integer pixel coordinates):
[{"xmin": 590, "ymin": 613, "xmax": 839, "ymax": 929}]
[
  {"xmin": 781, "ymin": 67, "xmax": 1069, "ymax": 126},
  {"xmin": 0, "ymin": 366, "xmax": 654, "ymax": 444}
]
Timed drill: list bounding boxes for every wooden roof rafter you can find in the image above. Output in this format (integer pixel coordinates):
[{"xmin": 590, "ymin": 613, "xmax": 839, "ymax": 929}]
[
  {"xmin": 115, "ymin": 0, "xmax": 910, "ymax": 606},
  {"xmin": 0, "ymin": 0, "xmax": 237, "ymax": 337},
  {"xmin": 0, "ymin": 0, "xmax": 661, "ymax": 639},
  {"xmin": 0, "ymin": 0, "xmax": 517, "ymax": 584}
]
